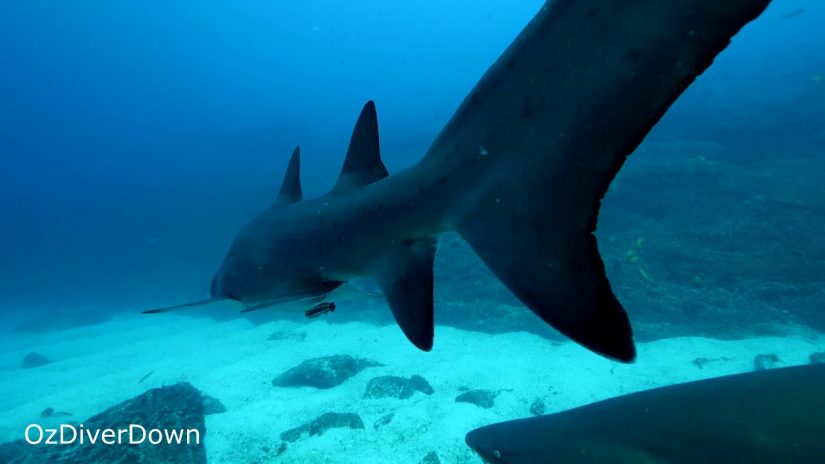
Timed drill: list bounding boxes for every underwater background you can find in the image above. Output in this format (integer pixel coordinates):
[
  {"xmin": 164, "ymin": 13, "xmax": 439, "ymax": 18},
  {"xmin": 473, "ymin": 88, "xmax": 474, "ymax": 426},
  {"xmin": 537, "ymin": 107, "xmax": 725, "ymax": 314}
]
[{"xmin": 1, "ymin": 0, "xmax": 824, "ymax": 463}]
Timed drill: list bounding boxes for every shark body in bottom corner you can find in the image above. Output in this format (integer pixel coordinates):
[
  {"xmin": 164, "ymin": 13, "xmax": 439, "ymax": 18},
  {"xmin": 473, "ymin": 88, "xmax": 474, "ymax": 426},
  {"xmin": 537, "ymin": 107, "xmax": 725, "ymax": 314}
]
[
  {"xmin": 465, "ymin": 364, "xmax": 825, "ymax": 463},
  {"xmin": 146, "ymin": 0, "xmax": 771, "ymax": 361}
]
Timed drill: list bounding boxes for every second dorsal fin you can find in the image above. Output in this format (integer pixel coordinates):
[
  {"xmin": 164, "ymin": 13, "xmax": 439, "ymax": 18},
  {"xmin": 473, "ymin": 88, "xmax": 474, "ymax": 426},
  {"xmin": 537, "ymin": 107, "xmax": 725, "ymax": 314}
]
[
  {"xmin": 276, "ymin": 146, "xmax": 302, "ymax": 205},
  {"xmin": 333, "ymin": 101, "xmax": 388, "ymax": 192}
]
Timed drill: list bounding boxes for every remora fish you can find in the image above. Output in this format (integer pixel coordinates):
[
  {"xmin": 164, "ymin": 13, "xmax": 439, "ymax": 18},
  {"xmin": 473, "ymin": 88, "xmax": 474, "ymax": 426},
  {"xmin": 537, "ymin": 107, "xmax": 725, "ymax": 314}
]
[
  {"xmin": 146, "ymin": 0, "xmax": 770, "ymax": 361},
  {"xmin": 465, "ymin": 364, "xmax": 825, "ymax": 463}
]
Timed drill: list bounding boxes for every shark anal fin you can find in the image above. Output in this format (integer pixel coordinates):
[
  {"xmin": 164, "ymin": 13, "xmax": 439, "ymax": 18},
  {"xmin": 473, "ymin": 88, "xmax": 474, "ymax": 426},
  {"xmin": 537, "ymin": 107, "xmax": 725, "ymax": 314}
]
[
  {"xmin": 276, "ymin": 146, "xmax": 302, "ymax": 205},
  {"xmin": 333, "ymin": 101, "xmax": 388, "ymax": 192},
  {"xmin": 239, "ymin": 282, "xmax": 343, "ymax": 313},
  {"xmin": 457, "ymin": 204, "xmax": 635, "ymax": 362},
  {"xmin": 374, "ymin": 238, "xmax": 437, "ymax": 351}
]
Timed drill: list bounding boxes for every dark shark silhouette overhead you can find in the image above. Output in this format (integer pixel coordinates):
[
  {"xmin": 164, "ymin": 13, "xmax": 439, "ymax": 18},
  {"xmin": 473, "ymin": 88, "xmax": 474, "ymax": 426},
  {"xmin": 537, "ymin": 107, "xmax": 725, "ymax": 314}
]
[{"xmin": 145, "ymin": 0, "xmax": 771, "ymax": 362}]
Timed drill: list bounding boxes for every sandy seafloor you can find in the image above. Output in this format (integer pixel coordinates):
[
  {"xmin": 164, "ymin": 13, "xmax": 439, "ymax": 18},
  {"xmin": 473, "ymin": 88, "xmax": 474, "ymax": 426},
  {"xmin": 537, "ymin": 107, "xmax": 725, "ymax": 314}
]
[{"xmin": 1, "ymin": 305, "xmax": 823, "ymax": 464}]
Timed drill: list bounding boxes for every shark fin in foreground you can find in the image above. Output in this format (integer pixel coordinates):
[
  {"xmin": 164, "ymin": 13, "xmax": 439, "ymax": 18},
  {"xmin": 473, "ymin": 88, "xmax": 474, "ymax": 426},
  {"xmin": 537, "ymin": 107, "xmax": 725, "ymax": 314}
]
[{"xmin": 465, "ymin": 364, "xmax": 825, "ymax": 463}]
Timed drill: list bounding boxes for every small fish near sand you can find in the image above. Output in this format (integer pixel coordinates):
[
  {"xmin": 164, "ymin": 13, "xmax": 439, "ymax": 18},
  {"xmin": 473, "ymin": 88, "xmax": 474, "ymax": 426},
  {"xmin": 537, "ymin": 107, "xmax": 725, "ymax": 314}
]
[
  {"xmin": 778, "ymin": 8, "xmax": 805, "ymax": 21},
  {"xmin": 465, "ymin": 364, "xmax": 825, "ymax": 463},
  {"xmin": 305, "ymin": 302, "xmax": 335, "ymax": 319},
  {"xmin": 40, "ymin": 407, "xmax": 72, "ymax": 418}
]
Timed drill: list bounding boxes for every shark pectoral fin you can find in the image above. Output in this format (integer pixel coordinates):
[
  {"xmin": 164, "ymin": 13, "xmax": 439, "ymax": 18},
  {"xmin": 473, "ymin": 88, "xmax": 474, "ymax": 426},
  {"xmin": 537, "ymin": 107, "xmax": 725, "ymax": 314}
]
[
  {"xmin": 141, "ymin": 298, "xmax": 224, "ymax": 314},
  {"xmin": 239, "ymin": 283, "xmax": 342, "ymax": 313},
  {"xmin": 332, "ymin": 101, "xmax": 388, "ymax": 192},
  {"xmin": 374, "ymin": 238, "xmax": 437, "ymax": 352},
  {"xmin": 457, "ymin": 205, "xmax": 635, "ymax": 362}
]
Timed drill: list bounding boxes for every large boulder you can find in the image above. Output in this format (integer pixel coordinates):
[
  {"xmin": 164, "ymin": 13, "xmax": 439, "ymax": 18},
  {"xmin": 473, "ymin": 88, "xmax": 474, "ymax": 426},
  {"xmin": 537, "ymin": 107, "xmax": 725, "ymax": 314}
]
[
  {"xmin": 455, "ymin": 389, "xmax": 499, "ymax": 409},
  {"xmin": 0, "ymin": 382, "xmax": 207, "ymax": 463},
  {"xmin": 363, "ymin": 375, "xmax": 434, "ymax": 400},
  {"xmin": 272, "ymin": 355, "xmax": 382, "ymax": 389},
  {"xmin": 280, "ymin": 412, "xmax": 365, "ymax": 443},
  {"xmin": 21, "ymin": 352, "xmax": 51, "ymax": 369}
]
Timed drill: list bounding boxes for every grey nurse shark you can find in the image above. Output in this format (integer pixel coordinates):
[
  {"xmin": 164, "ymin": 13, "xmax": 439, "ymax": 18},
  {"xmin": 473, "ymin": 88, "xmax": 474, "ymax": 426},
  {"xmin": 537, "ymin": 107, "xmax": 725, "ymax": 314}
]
[
  {"xmin": 465, "ymin": 364, "xmax": 825, "ymax": 463},
  {"xmin": 146, "ymin": 0, "xmax": 771, "ymax": 361}
]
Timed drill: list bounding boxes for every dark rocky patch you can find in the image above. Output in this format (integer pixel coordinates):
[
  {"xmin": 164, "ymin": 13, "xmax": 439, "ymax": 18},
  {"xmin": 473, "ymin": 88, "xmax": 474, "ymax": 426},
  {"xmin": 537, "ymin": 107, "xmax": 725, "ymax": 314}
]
[
  {"xmin": 373, "ymin": 412, "xmax": 394, "ymax": 430},
  {"xmin": 0, "ymin": 440, "xmax": 28, "ymax": 463},
  {"xmin": 529, "ymin": 398, "xmax": 546, "ymax": 416},
  {"xmin": 272, "ymin": 355, "xmax": 382, "ymax": 389},
  {"xmin": 754, "ymin": 353, "xmax": 781, "ymax": 371},
  {"xmin": 364, "ymin": 375, "xmax": 434, "ymax": 400},
  {"xmin": 267, "ymin": 330, "xmax": 307, "ymax": 341},
  {"xmin": 21, "ymin": 352, "xmax": 51, "ymax": 369},
  {"xmin": 0, "ymin": 382, "xmax": 206, "ymax": 463},
  {"xmin": 419, "ymin": 451, "xmax": 441, "ymax": 464},
  {"xmin": 364, "ymin": 376, "xmax": 406, "ymax": 399},
  {"xmin": 810, "ymin": 352, "xmax": 825, "ymax": 364},
  {"xmin": 692, "ymin": 357, "xmax": 711, "ymax": 369},
  {"xmin": 455, "ymin": 389, "xmax": 498, "ymax": 409},
  {"xmin": 402, "ymin": 375, "xmax": 435, "ymax": 399},
  {"xmin": 202, "ymin": 395, "xmax": 227, "ymax": 415},
  {"xmin": 280, "ymin": 412, "xmax": 364, "ymax": 443},
  {"xmin": 691, "ymin": 356, "xmax": 731, "ymax": 369}
]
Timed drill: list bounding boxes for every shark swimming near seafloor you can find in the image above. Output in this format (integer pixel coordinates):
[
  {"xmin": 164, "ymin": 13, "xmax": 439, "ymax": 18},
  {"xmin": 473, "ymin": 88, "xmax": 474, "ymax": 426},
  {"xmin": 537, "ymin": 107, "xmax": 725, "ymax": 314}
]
[{"xmin": 145, "ymin": 0, "xmax": 771, "ymax": 362}]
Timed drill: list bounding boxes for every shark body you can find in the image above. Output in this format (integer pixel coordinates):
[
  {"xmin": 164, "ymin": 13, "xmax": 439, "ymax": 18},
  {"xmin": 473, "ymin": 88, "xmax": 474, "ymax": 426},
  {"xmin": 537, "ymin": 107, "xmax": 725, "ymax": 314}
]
[
  {"xmin": 149, "ymin": 0, "xmax": 770, "ymax": 361},
  {"xmin": 465, "ymin": 364, "xmax": 825, "ymax": 463}
]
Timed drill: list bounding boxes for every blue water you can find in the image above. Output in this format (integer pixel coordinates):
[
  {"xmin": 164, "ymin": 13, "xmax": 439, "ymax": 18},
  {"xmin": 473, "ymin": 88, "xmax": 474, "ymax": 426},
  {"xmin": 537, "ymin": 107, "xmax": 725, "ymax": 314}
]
[{"xmin": 1, "ymin": 1, "xmax": 824, "ymax": 461}]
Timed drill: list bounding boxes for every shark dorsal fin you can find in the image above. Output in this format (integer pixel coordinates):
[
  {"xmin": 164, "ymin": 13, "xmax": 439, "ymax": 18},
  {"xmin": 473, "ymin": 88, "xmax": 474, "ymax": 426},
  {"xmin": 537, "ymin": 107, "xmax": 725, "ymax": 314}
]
[
  {"xmin": 277, "ymin": 146, "xmax": 302, "ymax": 205},
  {"xmin": 333, "ymin": 101, "xmax": 388, "ymax": 192}
]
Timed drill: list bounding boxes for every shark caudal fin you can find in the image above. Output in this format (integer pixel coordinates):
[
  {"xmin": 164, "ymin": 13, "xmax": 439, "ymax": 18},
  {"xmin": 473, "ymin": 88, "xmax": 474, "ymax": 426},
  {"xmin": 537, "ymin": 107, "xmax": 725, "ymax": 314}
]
[
  {"xmin": 437, "ymin": 0, "xmax": 770, "ymax": 361},
  {"xmin": 334, "ymin": 101, "xmax": 437, "ymax": 351},
  {"xmin": 457, "ymin": 206, "xmax": 634, "ymax": 362}
]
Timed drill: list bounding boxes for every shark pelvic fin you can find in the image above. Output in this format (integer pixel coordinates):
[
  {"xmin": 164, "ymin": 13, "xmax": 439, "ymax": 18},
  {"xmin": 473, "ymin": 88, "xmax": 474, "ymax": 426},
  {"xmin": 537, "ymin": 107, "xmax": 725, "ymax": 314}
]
[
  {"xmin": 373, "ymin": 238, "xmax": 437, "ymax": 351},
  {"xmin": 142, "ymin": 297, "xmax": 224, "ymax": 314},
  {"xmin": 333, "ymin": 101, "xmax": 388, "ymax": 192},
  {"xmin": 276, "ymin": 146, "xmax": 302, "ymax": 205}
]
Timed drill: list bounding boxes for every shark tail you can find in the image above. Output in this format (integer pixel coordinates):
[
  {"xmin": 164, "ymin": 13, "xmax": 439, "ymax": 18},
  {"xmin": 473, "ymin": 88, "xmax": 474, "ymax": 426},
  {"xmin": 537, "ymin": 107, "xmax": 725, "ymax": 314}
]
[
  {"xmin": 434, "ymin": 0, "xmax": 769, "ymax": 361},
  {"xmin": 456, "ymin": 203, "xmax": 634, "ymax": 361}
]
